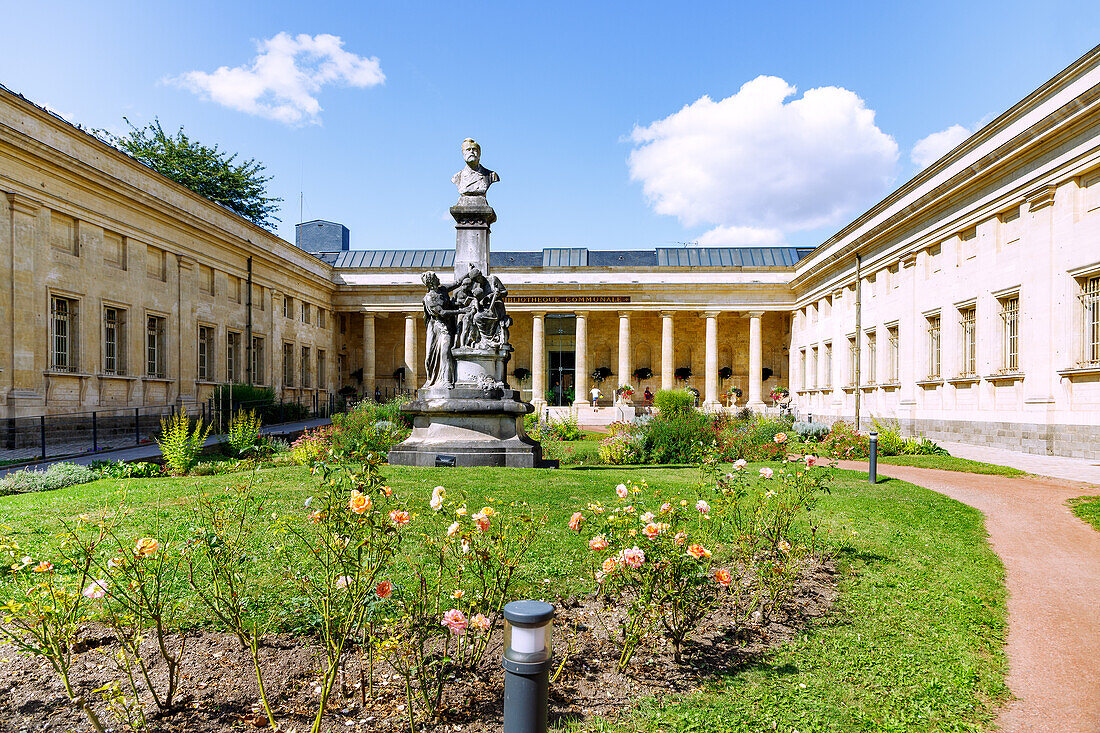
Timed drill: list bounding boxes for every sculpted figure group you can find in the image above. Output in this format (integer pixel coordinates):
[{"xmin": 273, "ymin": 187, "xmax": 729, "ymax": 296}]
[{"xmin": 420, "ymin": 267, "xmax": 512, "ymax": 389}]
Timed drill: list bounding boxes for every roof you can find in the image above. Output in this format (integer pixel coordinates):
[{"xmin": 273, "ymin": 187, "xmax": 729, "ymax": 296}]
[{"xmin": 327, "ymin": 246, "xmax": 812, "ymax": 269}]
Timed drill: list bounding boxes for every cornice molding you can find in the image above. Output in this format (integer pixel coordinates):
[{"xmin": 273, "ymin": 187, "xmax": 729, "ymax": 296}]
[
  {"xmin": 1025, "ymin": 183, "xmax": 1058, "ymax": 211},
  {"xmin": 6, "ymin": 191, "xmax": 40, "ymax": 216}
]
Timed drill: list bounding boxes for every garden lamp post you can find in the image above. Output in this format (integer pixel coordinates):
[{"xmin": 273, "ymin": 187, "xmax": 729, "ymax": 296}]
[
  {"xmin": 502, "ymin": 600, "xmax": 555, "ymax": 733},
  {"xmin": 869, "ymin": 431, "xmax": 878, "ymax": 484}
]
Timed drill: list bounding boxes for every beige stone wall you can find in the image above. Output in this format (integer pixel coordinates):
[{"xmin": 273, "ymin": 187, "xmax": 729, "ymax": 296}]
[{"xmin": 0, "ymin": 91, "xmax": 338, "ymax": 417}]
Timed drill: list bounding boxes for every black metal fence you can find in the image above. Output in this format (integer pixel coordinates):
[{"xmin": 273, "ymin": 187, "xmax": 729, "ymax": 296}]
[
  {"xmin": 0, "ymin": 404, "xmax": 180, "ymax": 464},
  {"xmin": 199, "ymin": 392, "xmax": 344, "ymax": 435}
]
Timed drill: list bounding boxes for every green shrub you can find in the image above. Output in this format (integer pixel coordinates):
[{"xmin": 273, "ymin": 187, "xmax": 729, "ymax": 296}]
[
  {"xmin": 642, "ymin": 412, "xmax": 714, "ymax": 464},
  {"xmin": 820, "ymin": 421, "xmax": 869, "ymax": 459},
  {"xmin": 328, "ymin": 396, "xmax": 412, "ymax": 458},
  {"xmin": 550, "ymin": 412, "xmax": 584, "ymax": 441},
  {"xmin": 871, "ymin": 418, "xmax": 906, "ymax": 456},
  {"xmin": 0, "ymin": 462, "xmax": 97, "ymax": 495},
  {"xmin": 596, "ymin": 431, "xmax": 646, "ymax": 465},
  {"xmin": 714, "ymin": 415, "xmax": 786, "ymax": 461},
  {"xmin": 290, "ymin": 426, "xmax": 334, "ymax": 465},
  {"xmin": 902, "ymin": 436, "xmax": 949, "ymax": 456},
  {"xmin": 539, "ymin": 438, "xmax": 601, "ymax": 466},
  {"xmin": 226, "ymin": 409, "xmax": 262, "ymax": 457},
  {"xmin": 794, "ymin": 420, "xmax": 831, "ymax": 442},
  {"xmin": 653, "ymin": 389, "xmax": 696, "ymax": 420},
  {"xmin": 156, "ymin": 412, "xmax": 212, "ymax": 475}
]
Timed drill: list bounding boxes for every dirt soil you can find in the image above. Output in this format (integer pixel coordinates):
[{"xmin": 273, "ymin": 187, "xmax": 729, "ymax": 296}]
[{"xmin": 0, "ymin": 562, "xmax": 837, "ymax": 733}]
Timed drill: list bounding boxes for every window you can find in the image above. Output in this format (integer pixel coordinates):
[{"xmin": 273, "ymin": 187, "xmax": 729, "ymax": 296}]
[
  {"xmin": 1000, "ymin": 296, "xmax": 1019, "ymax": 372},
  {"xmin": 927, "ymin": 314, "xmax": 942, "ymax": 379},
  {"xmin": 283, "ymin": 296, "xmax": 293, "ymax": 319},
  {"xmin": 865, "ymin": 331, "xmax": 877, "ymax": 385},
  {"xmin": 199, "ymin": 264, "xmax": 214, "ymax": 295},
  {"xmin": 318, "ymin": 309, "xmax": 326, "ymax": 330},
  {"xmin": 103, "ymin": 307, "xmax": 126, "ymax": 375},
  {"xmin": 302, "ymin": 302, "xmax": 311, "ymax": 324},
  {"xmin": 251, "ymin": 336, "xmax": 265, "ymax": 384},
  {"xmin": 847, "ymin": 336, "xmax": 858, "ymax": 387},
  {"xmin": 823, "ymin": 342, "xmax": 832, "ymax": 388},
  {"xmin": 283, "ymin": 343, "xmax": 295, "ymax": 386},
  {"xmin": 301, "ymin": 346, "xmax": 312, "ymax": 387},
  {"xmin": 104, "ymin": 231, "xmax": 126, "ymax": 269},
  {"xmin": 317, "ymin": 350, "xmax": 327, "ymax": 387},
  {"xmin": 50, "ymin": 295, "xmax": 79, "ymax": 372},
  {"xmin": 808, "ymin": 346, "xmax": 817, "ymax": 389},
  {"xmin": 1081, "ymin": 276, "xmax": 1100, "ymax": 366},
  {"xmin": 146, "ymin": 315, "xmax": 166, "ymax": 377},
  {"xmin": 340, "ymin": 314, "xmax": 347, "ymax": 334},
  {"xmin": 959, "ymin": 306, "xmax": 977, "ymax": 376},
  {"xmin": 227, "ymin": 331, "xmax": 241, "ymax": 382},
  {"xmin": 50, "ymin": 212, "xmax": 77, "ymax": 255},
  {"xmin": 197, "ymin": 326, "xmax": 214, "ymax": 381},
  {"xmin": 799, "ymin": 349, "xmax": 807, "ymax": 390},
  {"xmin": 887, "ymin": 326, "xmax": 899, "ymax": 383},
  {"xmin": 147, "ymin": 245, "xmax": 166, "ymax": 281}
]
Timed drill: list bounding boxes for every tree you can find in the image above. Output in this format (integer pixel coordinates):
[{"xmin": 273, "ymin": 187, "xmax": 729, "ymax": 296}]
[{"xmin": 103, "ymin": 119, "xmax": 281, "ymax": 229}]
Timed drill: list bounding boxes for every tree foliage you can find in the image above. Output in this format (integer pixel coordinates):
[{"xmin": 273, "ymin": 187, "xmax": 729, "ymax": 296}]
[{"xmin": 104, "ymin": 119, "xmax": 281, "ymax": 229}]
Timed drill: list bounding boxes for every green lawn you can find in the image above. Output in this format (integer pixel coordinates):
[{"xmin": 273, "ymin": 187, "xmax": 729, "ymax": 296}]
[
  {"xmin": 1069, "ymin": 495, "xmax": 1100, "ymax": 533},
  {"xmin": 877, "ymin": 454, "xmax": 1025, "ymax": 476},
  {"xmin": 0, "ymin": 463, "xmax": 1009, "ymax": 732}
]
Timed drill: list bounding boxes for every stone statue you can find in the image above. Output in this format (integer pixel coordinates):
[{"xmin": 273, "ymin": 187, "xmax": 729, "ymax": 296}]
[
  {"xmin": 420, "ymin": 272, "xmax": 465, "ymax": 389},
  {"xmin": 450, "ymin": 266, "xmax": 512, "ymax": 349},
  {"xmin": 452, "ymin": 138, "xmax": 499, "ymax": 199}
]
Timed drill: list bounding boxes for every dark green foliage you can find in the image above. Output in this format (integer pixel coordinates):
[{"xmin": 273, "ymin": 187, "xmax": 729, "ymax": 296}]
[
  {"xmin": 103, "ymin": 119, "xmax": 281, "ymax": 228},
  {"xmin": 871, "ymin": 418, "xmax": 906, "ymax": 456},
  {"xmin": 327, "ymin": 396, "xmax": 412, "ymax": 457},
  {"xmin": 632, "ymin": 367, "xmax": 653, "ymax": 381},
  {"xmin": 674, "ymin": 367, "xmax": 693, "ymax": 381},
  {"xmin": 653, "ymin": 389, "xmax": 696, "ymax": 419},
  {"xmin": 713, "ymin": 414, "xmax": 790, "ymax": 461},
  {"xmin": 591, "ymin": 366, "xmax": 613, "ymax": 383}
]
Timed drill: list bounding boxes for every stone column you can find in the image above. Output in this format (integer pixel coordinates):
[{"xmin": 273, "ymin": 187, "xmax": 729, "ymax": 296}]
[
  {"xmin": 362, "ymin": 313, "xmax": 376, "ymax": 395},
  {"xmin": 6, "ymin": 194, "xmax": 42, "ymax": 410},
  {"xmin": 703, "ymin": 311, "xmax": 720, "ymax": 410},
  {"xmin": 660, "ymin": 311, "xmax": 675, "ymax": 391},
  {"xmin": 531, "ymin": 312, "xmax": 547, "ymax": 410},
  {"xmin": 747, "ymin": 311, "xmax": 765, "ymax": 410},
  {"xmin": 573, "ymin": 311, "xmax": 589, "ymax": 408},
  {"xmin": 1021, "ymin": 184, "xmax": 1057, "ymax": 406},
  {"xmin": 898, "ymin": 255, "xmax": 918, "ymax": 409},
  {"xmin": 617, "ymin": 311, "xmax": 631, "ymax": 391},
  {"xmin": 451, "ymin": 202, "xmax": 496, "ymax": 280},
  {"xmin": 176, "ymin": 255, "xmax": 196, "ymax": 407},
  {"xmin": 403, "ymin": 313, "xmax": 418, "ymax": 391}
]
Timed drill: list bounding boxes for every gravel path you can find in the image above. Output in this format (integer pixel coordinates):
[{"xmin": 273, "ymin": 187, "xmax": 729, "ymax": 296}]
[{"xmin": 840, "ymin": 462, "xmax": 1100, "ymax": 732}]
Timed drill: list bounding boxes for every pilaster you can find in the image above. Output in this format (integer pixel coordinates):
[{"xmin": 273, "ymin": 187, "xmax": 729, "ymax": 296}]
[
  {"xmin": 7, "ymin": 194, "xmax": 44, "ymax": 410},
  {"xmin": 1021, "ymin": 183, "xmax": 1057, "ymax": 406},
  {"xmin": 363, "ymin": 312, "xmax": 376, "ymax": 393},
  {"xmin": 176, "ymin": 254, "xmax": 196, "ymax": 406}
]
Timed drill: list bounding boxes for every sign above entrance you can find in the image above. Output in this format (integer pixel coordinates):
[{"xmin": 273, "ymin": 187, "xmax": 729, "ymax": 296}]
[{"xmin": 506, "ymin": 296, "xmax": 631, "ymax": 304}]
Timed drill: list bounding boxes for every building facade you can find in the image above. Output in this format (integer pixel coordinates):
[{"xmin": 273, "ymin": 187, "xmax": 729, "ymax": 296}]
[{"xmin": 3, "ymin": 45, "xmax": 1100, "ymax": 456}]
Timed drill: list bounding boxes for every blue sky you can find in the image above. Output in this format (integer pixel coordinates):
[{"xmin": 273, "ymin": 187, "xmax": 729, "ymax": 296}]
[{"xmin": 2, "ymin": 1, "xmax": 1098, "ymax": 252}]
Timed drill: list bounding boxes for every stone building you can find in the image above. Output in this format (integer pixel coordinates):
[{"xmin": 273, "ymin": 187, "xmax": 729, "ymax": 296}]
[{"xmin": 2, "ymin": 44, "xmax": 1100, "ymax": 457}]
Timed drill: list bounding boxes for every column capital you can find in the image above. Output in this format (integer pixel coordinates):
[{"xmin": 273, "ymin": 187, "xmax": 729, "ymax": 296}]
[
  {"xmin": 659, "ymin": 310, "xmax": 676, "ymax": 319},
  {"xmin": 177, "ymin": 255, "xmax": 195, "ymax": 270},
  {"xmin": 746, "ymin": 310, "xmax": 765, "ymax": 318},
  {"xmin": 618, "ymin": 310, "xmax": 632, "ymax": 319},
  {"xmin": 574, "ymin": 310, "xmax": 589, "ymax": 318},
  {"xmin": 702, "ymin": 310, "xmax": 722, "ymax": 319},
  {"xmin": 360, "ymin": 311, "xmax": 376, "ymax": 319},
  {"xmin": 404, "ymin": 311, "xmax": 420, "ymax": 320},
  {"xmin": 6, "ymin": 192, "xmax": 40, "ymax": 216},
  {"xmin": 531, "ymin": 311, "xmax": 547, "ymax": 318}
]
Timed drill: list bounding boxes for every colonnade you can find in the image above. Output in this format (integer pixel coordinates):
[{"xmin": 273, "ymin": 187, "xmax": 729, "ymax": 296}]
[{"xmin": 356, "ymin": 309, "xmax": 770, "ymax": 412}]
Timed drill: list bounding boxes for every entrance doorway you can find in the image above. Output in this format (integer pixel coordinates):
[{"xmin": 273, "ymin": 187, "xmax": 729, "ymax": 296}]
[{"xmin": 546, "ymin": 315, "xmax": 576, "ymax": 406}]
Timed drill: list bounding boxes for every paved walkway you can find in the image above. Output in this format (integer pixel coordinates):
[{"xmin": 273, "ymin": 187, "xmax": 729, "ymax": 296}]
[
  {"xmin": 0, "ymin": 417, "xmax": 331, "ymax": 477},
  {"xmin": 840, "ymin": 460, "xmax": 1100, "ymax": 732},
  {"xmin": 935, "ymin": 440, "xmax": 1100, "ymax": 485}
]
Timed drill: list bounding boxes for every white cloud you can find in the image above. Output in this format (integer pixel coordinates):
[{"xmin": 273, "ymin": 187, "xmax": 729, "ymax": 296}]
[
  {"xmin": 171, "ymin": 33, "xmax": 384, "ymax": 125},
  {"xmin": 911, "ymin": 124, "xmax": 971, "ymax": 169},
  {"xmin": 628, "ymin": 76, "xmax": 898, "ymax": 236},
  {"xmin": 695, "ymin": 225, "xmax": 785, "ymax": 247}
]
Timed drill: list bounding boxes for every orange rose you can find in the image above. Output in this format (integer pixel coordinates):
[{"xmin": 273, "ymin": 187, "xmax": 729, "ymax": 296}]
[
  {"xmin": 134, "ymin": 537, "xmax": 159, "ymax": 557},
  {"xmin": 348, "ymin": 490, "xmax": 372, "ymax": 515},
  {"xmin": 375, "ymin": 580, "xmax": 393, "ymax": 599},
  {"xmin": 714, "ymin": 568, "xmax": 732, "ymax": 587},
  {"xmin": 687, "ymin": 543, "xmax": 711, "ymax": 560},
  {"xmin": 568, "ymin": 512, "xmax": 584, "ymax": 532}
]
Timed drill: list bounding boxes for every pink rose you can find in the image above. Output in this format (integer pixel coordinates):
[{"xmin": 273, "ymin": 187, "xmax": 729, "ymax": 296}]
[
  {"xmin": 568, "ymin": 512, "xmax": 584, "ymax": 532},
  {"xmin": 389, "ymin": 510, "xmax": 410, "ymax": 526},
  {"xmin": 733, "ymin": 459, "xmax": 747, "ymax": 470},
  {"xmin": 83, "ymin": 581, "xmax": 108, "ymax": 599},
  {"xmin": 589, "ymin": 534, "xmax": 609, "ymax": 551},
  {"xmin": 804, "ymin": 454, "xmax": 817, "ymax": 467},
  {"xmin": 621, "ymin": 546, "xmax": 645, "ymax": 569},
  {"xmin": 642, "ymin": 523, "xmax": 660, "ymax": 539},
  {"xmin": 615, "ymin": 483, "xmax": 629, "ymax": 499},
  {"xmin": 470, "ymin": 613, "xmax": 491, "ymax": 632},
  {"xmin": 696, "ymin": 500, "xmax": 710, "ymax": 514},
  {"xmin": 714, "ymin": 568, "xmax": 732, "ymax": 587},
  {"xmin": 442, "ymin": 609, "xmax": 468, "ymax": 635},
  {"xmin": 687, "ymin": 543, "xmax": 712, "ymax": 560},
  {"xmin": 659, "ymin": 503, "xmax": 672, "ymax": 514},
  {"xmin": 473, "ymin": 511, "xmax": 491, "ymax": 532},
  {"xmin": 759, "ymin": 467, "xmax": 774, "ymax": 479},
  {"xmin": 773, "ymin": 432, "xmax": 788, "ymax": 444},
  {"xmin": 674, "ymin": 531, "xmax": 687, "ymax": 546}
]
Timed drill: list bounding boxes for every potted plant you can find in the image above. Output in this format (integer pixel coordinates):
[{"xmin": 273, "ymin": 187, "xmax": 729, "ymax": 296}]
[
  {"xmin": 718, "ymin": 366, "xmax": 733, "ymax": 381},
  {"xmin": 674, "ymin": 366, "xmax": 692, "ymax": 382},
  {"xmin": 591, "ymin": 366, "xmax": 613, "ymax": 385},
  {"xmin": 770, "ymin": 386, "xmax": 790, "ymax": 404},
  {"xmin": 615, "ymin": 383, "xmax": 635, "ymax": 403},
  {"xmin": 513, "ymin": 367, "xmax": 531, "ymax": 382},
  {"xmin": 632, "ymin": 366, "xmax": 653, "ymax": 382}
]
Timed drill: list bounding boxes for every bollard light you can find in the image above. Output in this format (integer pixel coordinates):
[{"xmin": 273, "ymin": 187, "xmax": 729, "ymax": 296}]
[
  {"xmin": 869, "ymin": 430, "xmax": 878, "ymax": 485},
  {"xmin": 502, "ymin": 600, "xmax": 555, "ymax": 733}
]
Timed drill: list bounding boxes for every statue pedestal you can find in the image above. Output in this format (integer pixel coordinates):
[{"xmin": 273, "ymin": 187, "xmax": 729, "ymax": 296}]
[
  {"xmin": 451, "ymin": 199, "xmax": 495, "ymax": 280},
  {"xmin": 388, "ymin": 385, "xmax": 542, "ymax": 468},
  {"xmin": 453, "ymin": 346, "xmax": 510, "ymax": 383}
]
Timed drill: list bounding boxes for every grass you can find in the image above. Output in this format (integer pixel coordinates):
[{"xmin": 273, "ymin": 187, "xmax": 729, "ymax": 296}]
[
  {"xmin": 0, "ymin": 463, "xmax": 1009, "ymax": 732},
  {"xmin": 1068, "ymin": 495, "xmax": 1100, "ymax": 532},
  {"xmin": 877, "ymin": 454, "xmax": 1025, "ymax": 476}
]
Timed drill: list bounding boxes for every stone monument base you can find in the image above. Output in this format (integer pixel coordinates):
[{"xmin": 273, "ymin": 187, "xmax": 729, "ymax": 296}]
[{"xmin": 387, "ymin": 386, "xmax": 542, "ymax": 468}]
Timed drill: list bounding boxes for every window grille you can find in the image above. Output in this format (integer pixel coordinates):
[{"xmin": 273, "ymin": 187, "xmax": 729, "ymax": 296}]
[
  {"xmin": 252, "ymin": 337, "xmax": 265, "ymax": 384},
  {"xmin": 197, "ymin": 326, "xmax": 214, "ymax": 381},
  {"xmin": 1082, "ymin": 277, "xmax": 1100, "ymax": 367},
  {"xmin": 1000, "ymin": 297, "xmax": 1019, "ymax": 372},
  {"xmin": 866, "ymin": 331, "xmax": 877, "ymax": 385},
  {"xmin": 146, "ymin": 316, "xmax": 166, "ymax": 378},
  {"xmin": 888, "ymin": 327, "xmax": 899, "ymax": 382},
  {"xmin": 283, "ymin": 343, "xmax": 295, "ymax": 386},
  {"xmin": 50, "ymin": 296, "xmax": 79, "ymax": 372},
  {"xmin": 104, "ymin": 307, "xmax": 126, "ymax": 375},
  {"xmin": 959, "ymin": 307, "xmax": 977, "ymax": 376},
  {"xmin": 227, "ymin": 332, "xmax": 241, "ymax": 382},
  {"xmin": 927, "ymin": 315, "xmax": 941, "ymax": 379}
]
